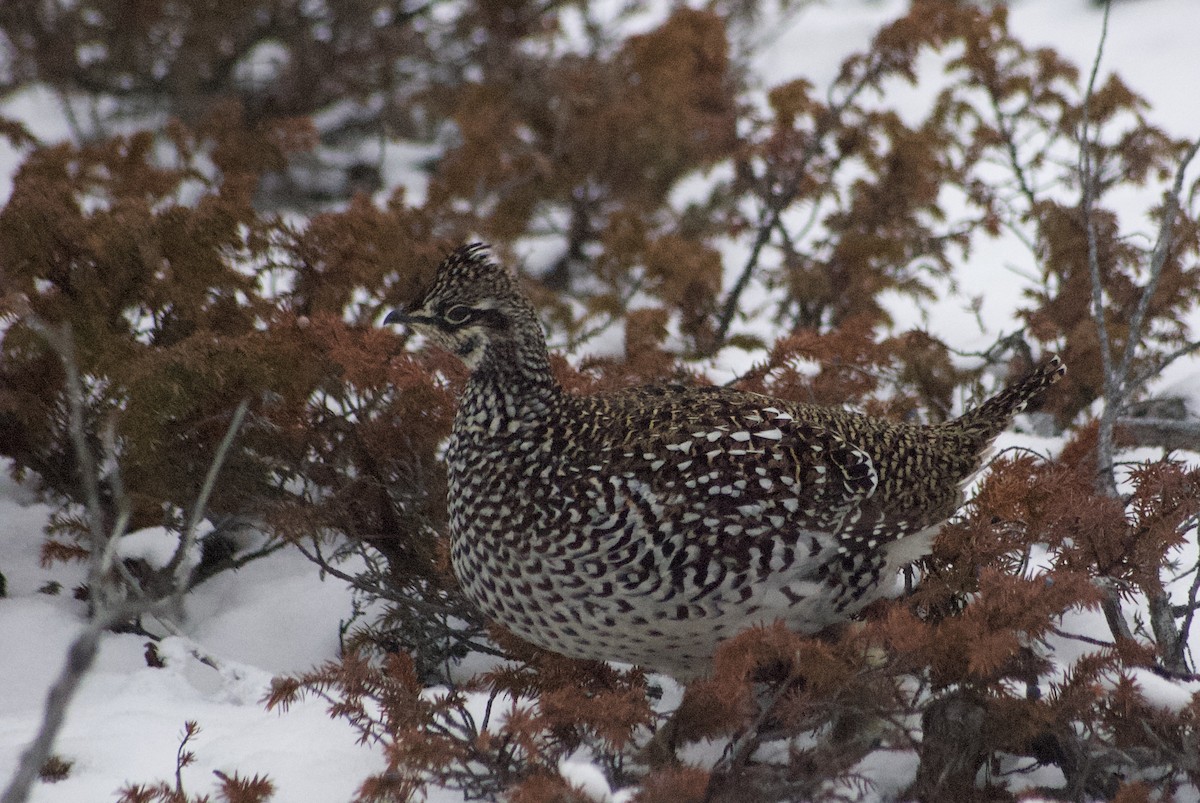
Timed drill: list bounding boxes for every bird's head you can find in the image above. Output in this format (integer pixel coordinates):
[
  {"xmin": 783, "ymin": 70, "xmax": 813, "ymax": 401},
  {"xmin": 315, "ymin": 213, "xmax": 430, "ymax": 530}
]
[{"xmin": 385, "ymin": 243, "xmax": 543, "ymax": 371}]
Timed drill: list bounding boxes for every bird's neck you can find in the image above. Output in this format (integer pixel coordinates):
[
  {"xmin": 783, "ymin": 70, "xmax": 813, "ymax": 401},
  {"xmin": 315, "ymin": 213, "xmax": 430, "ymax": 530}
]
[{"xmin": 464, "ymin": 334, "xmax": 561, "ymax": 418}]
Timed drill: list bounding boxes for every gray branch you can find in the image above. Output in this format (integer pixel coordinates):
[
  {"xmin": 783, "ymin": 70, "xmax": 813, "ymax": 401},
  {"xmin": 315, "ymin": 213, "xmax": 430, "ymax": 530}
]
[
  {"xmin": 2, "ymin": 317, "xmax": 250, "ymax": 803},
  {"xmin": 1115, "ymin": 416, "xmax": 1200, "ymax": 451},
  {"xmin": 1079, "ymin": 0, "xmax": 1118, "ymax": 496},
  {"xmin": 0, "ymin": 599, "xmax": 170, "ymax": 803},
  {"xmin": 164, "ymin": 398, "xmax": 250, "ymax": 589}
]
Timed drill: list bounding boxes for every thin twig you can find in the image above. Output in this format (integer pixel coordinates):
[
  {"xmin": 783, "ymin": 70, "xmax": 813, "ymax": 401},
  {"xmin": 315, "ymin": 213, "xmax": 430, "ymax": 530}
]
[
  {"xmin": 174, "ymin": 722, "xmax": 199, "ymax": 796},
  {"xmin": 705, "ymin": 667, "xmax": 803, "ymax": 803},
  {"xmin": 988, "ymin": 81, "xmax": 1041, "ymax": 214},
  {"xmin": 1048, "ymin": 625, "xmax": 1116, "ymax": 650},
  {"xmin": 3, "ymin": 318, "xmax": 250, "ymax": 803},
  {"xmin": 712, "ymin": 56, "xmax": 881, "ymax": 352},
  {"xmin": 1126, "ymin": 337, "xmax": 1200, "ymax": 396},
  {"xmin": 1, "ymin": 598, "xmax": 172, "ymax": 803},
  {"xmin": 186, "ymin": 537, "xmax": 289, "ymax": 592},
  {"xmin": 1079, "ymin": 0, "xmax": 1118, "ymax": 495},
  {"xmin": 165, "ymin": 398, "xmax": 251, "ymax": 589},
  {"xmin": 1116, "ymin": 135, "xmax": 1200, "ymax": 396},
  {"xmin": 1178, "ymin": 546, "xmax": 1200, "ymax": 661}
]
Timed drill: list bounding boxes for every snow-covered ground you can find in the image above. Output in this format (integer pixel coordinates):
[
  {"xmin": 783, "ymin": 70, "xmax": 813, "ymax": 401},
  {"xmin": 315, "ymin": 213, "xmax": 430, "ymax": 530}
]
[
  {"xmin": 2, "ymin": 1, "xmax": 1200, "ymax": 801},
  {"xmin": 0, "ymin": 472, "xmax": 385, "ymax": 801}
]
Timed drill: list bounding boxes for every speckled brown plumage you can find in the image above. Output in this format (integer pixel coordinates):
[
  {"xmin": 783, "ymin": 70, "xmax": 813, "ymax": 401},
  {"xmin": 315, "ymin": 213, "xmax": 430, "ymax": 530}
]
[{"xmin": 386, "ymin": 244, "xmax": 1065, "ymax": 678}]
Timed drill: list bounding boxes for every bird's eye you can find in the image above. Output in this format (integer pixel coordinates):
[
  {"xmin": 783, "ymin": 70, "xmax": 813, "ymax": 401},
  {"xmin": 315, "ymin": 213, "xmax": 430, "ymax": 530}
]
[{"xmin": 443, "ymin": 304, "xmax": 473, "ymax": 325}]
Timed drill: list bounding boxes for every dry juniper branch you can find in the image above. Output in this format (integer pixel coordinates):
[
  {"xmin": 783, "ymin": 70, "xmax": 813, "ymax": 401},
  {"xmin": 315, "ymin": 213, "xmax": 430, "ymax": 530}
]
[
  {"xmin": 1081, "ymin": 0, "xmax": 1200, "ymax": 495},
  {"xmin": 710, "ymin": 34, "xmax": 921, "ymax": 353},
  {"xmin": 114, "ymin": 721, "xmax": 276, "ymax": 803},
  {"xmin": 1077, "ymin": 2, "xmax": 1200, "ymax": 675},
  {"xmin": 1080, "ymin": 2, "xmax": 1115, "ymax": 458},
  {"xmin": 293, "ymin": 534, "xmax": 506, "ymax": 676},
  {"xmin": 1, "ymin": 319, "xmax": 251, "ymax": 803}
]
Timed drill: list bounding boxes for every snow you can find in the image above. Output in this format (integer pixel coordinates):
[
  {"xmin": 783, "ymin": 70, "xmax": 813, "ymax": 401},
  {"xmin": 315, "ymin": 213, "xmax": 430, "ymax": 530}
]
[
  {"xmin": 0, "ymin": 477, "xmax": 384, "ymax": 801},
  {"xmin": 850, "ymin": 749, "xmax": 923, "ymax": 801},
  {"xmin": 115, "ymin": 526, "xmax": 204, "ymax": 572},
  {"xmin": 558, "ymin": 753, "xmax": 625, "ymax": 801},
  {"xmin": 185, "ymin": 549, "xmax": 367, "ymax": 675},
  {"xmin": 2, "ymin": 1, "xmax": 1200, "ymax": 801},
  {"xmin": 1127, "ymin": 667, "xmax": 1200, "ymax": 714},
  {"xmin": 736, "ymin": 0, "xmax": 1200, "ymax": 364}
]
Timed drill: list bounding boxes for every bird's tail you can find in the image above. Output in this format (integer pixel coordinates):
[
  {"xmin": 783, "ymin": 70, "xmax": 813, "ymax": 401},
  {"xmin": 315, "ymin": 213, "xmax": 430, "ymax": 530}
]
[{"xmin": 951, "ymin": 356, "xmax": 1066, "ymax": 443}]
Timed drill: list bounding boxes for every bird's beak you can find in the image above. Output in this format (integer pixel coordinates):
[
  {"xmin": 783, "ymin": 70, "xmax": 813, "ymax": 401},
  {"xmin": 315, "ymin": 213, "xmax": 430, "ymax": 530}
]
[{"xmin": 383, "ymin": 308, "xmax": 409, "ymax": 326}]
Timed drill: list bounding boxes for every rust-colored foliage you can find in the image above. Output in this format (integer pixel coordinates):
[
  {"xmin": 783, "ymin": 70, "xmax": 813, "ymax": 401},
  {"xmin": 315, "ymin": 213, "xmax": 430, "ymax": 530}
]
[
  {"xmin": 2, "ymin": 0, "xmax": 1198, "ymax": 800},
  {"xmin": 117, "ymin": 772, "xmax": 275, "ymax": 803},
  {"xmin": 117, "ymin": 721, "xmax": 275, "ymax": 802},
  {"xmin": 734, "ymin": 320, "xmax": 964, "ymax": 420},
  {"xmin": 0, "ymin": 111, "xmax": 478, "ymax": 672},
  {"xmin": 886, "ymin": 440, "xmax": 1200, "ymax": 797},
  {"xmin": 268, "ymin": 643, "xmax": 650, "ymax": 800},
  {"xmin": 634, "ymin": 766, "xmax": 711, "ymax": 803}
]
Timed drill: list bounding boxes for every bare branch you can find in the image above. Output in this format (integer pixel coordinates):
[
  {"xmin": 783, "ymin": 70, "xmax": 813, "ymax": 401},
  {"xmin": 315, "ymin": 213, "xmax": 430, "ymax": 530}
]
[
  {"xmin": 1178, "ymin": 544, "xmax": 1200, "ymax": 659},
  {"xmin": 2, "ymin": 318, "xmax": 251, "ymax": 803},
  {"xmin": 1126, "ymin": 338, "xmax": 1200, "ymax": 398},
  {"xmin": 1079, "ymin": 0, "xmax": 1118, "ymax": 495},
  {"xmin": 95, "ymin": 419, "xmax": 134, "ymax": 597},
  {"xmin": 1148, "ymin": 591, "xmax": 1188, "ymax": 675},
  {"xmin": 0, "ymin": 595, "xmax": 175, "ymax": 803},
  {"xmin": 711, "ymin": 59, "xmax": 881, "ymax": 352},
  {"xmin": 165, "ymin": 398, "xmax": 251, "ymax": 589},
  {"xmin": 19, "ymin": 317, "xmax": 114, "ymax": 585},
  {"xmin": 1099, "ymin": 581, "xmax": 1135, "ymax": 645},
  {"xmin": 1117, "ymin": 135, "xmax": 1200, "ymax": 394},
  {"xmin": 714, "ymin": 200, "xmax": 780, "ymax": 349},
  {"xmin": 1114, "ymin": 416, "xmax": 1200, "ymax": 451}
]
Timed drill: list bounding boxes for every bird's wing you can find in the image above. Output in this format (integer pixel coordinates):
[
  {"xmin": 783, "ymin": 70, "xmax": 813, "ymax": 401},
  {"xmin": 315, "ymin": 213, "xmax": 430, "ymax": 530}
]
[{"xmin": 591, "ymin": 387, "xmax": 886, "ymax": 543}]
